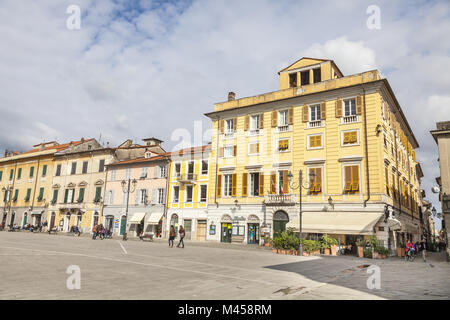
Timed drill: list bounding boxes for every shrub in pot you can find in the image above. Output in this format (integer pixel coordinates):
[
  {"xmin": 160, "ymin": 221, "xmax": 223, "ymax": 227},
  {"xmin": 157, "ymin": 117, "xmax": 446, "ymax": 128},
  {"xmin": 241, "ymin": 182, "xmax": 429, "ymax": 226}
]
[
  {"xmin": 363, "ymin": 248, "xmax": 372, "ymax": 259},
  {"xmin": 356, "ymin": 239, "xmax": 366, "ymax": 258},
  {"xmin": 375, "ymin": 246, "xmax": 389, "ymax": 259},
  {"xmin": 398, "ymin": 241, "xmax": 405, "ymax": 257},
  {"xmin": 320, "ymin": 235, "xmax": 337, "ymax": 255}
]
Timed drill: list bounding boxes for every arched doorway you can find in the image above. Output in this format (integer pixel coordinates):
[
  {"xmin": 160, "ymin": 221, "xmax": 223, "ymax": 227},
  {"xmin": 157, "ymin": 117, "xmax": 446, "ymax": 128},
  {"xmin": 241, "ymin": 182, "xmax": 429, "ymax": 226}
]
[
  {"xmin": 105, "ymin": 215, "xmax": 114, "ymax": 233},
  {"xmin": 93, "ymin": 212, "xmax": 99, "ymax": 227},
  {"xmin": 10, "ymin": 211, "xmax": 15, "ymax": 227},
  {"xmin": 76, "ymin": 212, "xmax": 82, "ymax": 227},
  {"xmin": 64, "ymin": 212, "xmax": 71, "ymax": 232},
  {"xmin": 273, "ymin": 210, "xmax": 289, "ymax": 237},
  {"xmin": 49, "ymin": 212, "xmax": 56, "ymax": 230},
  {"xmin": 221, "ymin": 214, "xmax": 233, "ymax": 243},
  {"xmin": 247, "ymin": 215, "xmax": 260, "ymax": 244},
  {"xmin": 170, "ymin": 214, "xmax": 179, "ymax": 236}
]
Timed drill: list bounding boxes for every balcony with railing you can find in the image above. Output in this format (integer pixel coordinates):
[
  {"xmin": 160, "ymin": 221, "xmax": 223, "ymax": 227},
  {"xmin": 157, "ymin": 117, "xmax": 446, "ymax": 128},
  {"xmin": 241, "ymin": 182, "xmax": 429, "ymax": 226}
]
[
  {"xmin": 340, "ymin": 115, "xmax": 359, "ymax": 124},
  {"xmin": 264, "ymin": 194, "xmax": 296, "ymax": 206},
  {"xmin": 307, "ymin": 120, "xmax": 323, "ymax": 128},
  {"xmin": 176, "ymin": 173, "xmax": 198, "ymax": 183}
]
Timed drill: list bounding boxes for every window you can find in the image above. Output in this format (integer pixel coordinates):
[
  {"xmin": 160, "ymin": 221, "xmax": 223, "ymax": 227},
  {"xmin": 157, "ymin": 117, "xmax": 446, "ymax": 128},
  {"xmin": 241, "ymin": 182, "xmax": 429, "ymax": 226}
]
[
  {"xmin": 308, "ymin": 134, "xmax": 323, "ymax": 149},
  {"xmin": 200, "ymin": 185, "xmax": 207, "ymax": 202},
  {"xmin": 122, "ymin": 192, "xmax": 127, "ymax": 205},
  {"xmin": 17, "ymin": 168, "xmax": 22, "ymax": 180},
  {"xmin": 344, "ymin": 165, "xmax": 360, "ymax": 193},
  {"xmin": 232, "ymin": 225, "xmax": 245, "ymax": 236},
  {"xmin": 224, "ymin": 146, "xmax": 235, "ymax": 158},
  {"xmin": 289, "ymin": 73, "xmax": 297, "ymax": 87},
  {"xmin": 9, "ymin": 169, "xmax": 14, "ymax": 180},
  {"xmin": 140, "ymin": 167, "xmax": 148, "ymax": 179},
  {"xmin": 157, "ymin": 188, "xmax": 165, "ymax": 204},
  {"xmin": 300, "ymin": 70, "xmax": 310, "ymax": 85},
  {"xmin": 0, "ymin": 171, "xmax": 2, "ymax": 181},
  {"xmin": 225, "ymin": 119, "xmax": 234, "ymax": 133},
  {"xmin": 139, "ymin": 189, "xmax": 148, "ymax": 204},
  {"xmin": 55, "ymin": 165, "xmax": 61, "ymax": 177},
  {"xmin": 110, "ymin": 170, "xmax": 117, "ymax": 181},
  {"xmin": 125, "ymin": 168, "xmax": 131, "ymax": 180},
  {"xmin": 383, "ymin": 134, "xmax": 388, "ymax": 149},
  {"xmin": 29, "ymin": 167, "xmax": 34, "ymax": 178},
  {"xmin": 160, "ymin": 165, "xmax": 167, "ymax": 178},
  {"xmin": 52, "ymin": 189, "xmax": 58, "ymax": 204},
  {"xmin": 94, "ymin": 187, "xmax": 102, "ymax": 202},
  {"xmin": 78, "ymin": 188, "xmax": 85, "ymax": 203},
  {"xmin": 173, "ymin": 186, "xmax": 180, "ymax": 203},
  {"xmin": 99, "ymin": 159, "xmax": 105, "ymax": 172},
  {"xmin": 309, "ymin": 168, "xmax": 322, "ymax": 194},
  {"xmin": 278, "ymin": 139, "xmax": 289, "ymax": 152},
  {"xmin": 82, "ymin": 161, "xmax": 88, "ymax": 174},
  {"xmin": 12, "ymin": 189, "xmax": 18, "ymax": 202},
  {"xmin": 385, "ymin": 167, "xmax": 391, "ymax": 197},
  {"xmin": 278, "ymin": 110, "xmax": 288, "ymax": 126},
  {"xmin": 42, "ymin": 165, "xmax": 47, "ymax": 177},
  {"xmin": 250, "ymin": 114, "xmax": 260, "ymax": 131},
  {"xmin": 310, "ymin": 104, "xmax": 321, "ymax": 121},
  {"xmin": 25, "ymin": 188, "xmax": 31, "ymax": 202},
  {"xmin": 278, "ymin": 170, "xmax": 289, "ymax": 194},
  {"xmin": 248, "ymin": 142, "xmax": 260, "ymax": 155},
  {"xmin": 342, "ymin": 131, "xmax": 358, "ymax": 146},
  {"xmin": 37, "ymin": 187, "xmax": 44, "ymax": 201},
  {"xmin": 201, "ymin": 160, "xmax": 208, "ymax": 175},
  {"xmin": 313, "ymin": 68, "xmax": 321, "ymax": 83},
  {"xmin": 223, "ymin": 174, "xmax": 233, "ymax": 197},
  {"xmin": 71, "ymin": 162, "xmax": 77, "ymax": 175},
  {"xmin": 174, "ymin": 163, "xmax": 181, "ymax": 177},
  {"xmin": 344, "ymin": 99, "xmax": 357, "ymax": 117},
  {"xmin": 106, "ymin": 190, "xmax": 114, "ymax": 205},
  {"xmin": 145, "ymin": 152, "xmax": 151, "ymax": 159},
  {"xmin": 250, "ymin": 172, "xmax": 260, "ymax": 196}
]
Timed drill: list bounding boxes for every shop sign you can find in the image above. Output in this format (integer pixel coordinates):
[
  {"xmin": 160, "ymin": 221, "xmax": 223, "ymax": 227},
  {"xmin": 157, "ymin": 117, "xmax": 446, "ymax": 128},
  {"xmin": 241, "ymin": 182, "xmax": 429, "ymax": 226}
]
[{"xmin": 114, "ymin": 219, "xmax": 119, "ymax": 228}]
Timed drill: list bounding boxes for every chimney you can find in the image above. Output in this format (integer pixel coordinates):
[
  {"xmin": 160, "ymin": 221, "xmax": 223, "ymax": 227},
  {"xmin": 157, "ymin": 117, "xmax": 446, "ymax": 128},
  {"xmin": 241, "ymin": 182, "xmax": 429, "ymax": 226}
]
[
  {"xmin": 39, "ymin": 144, "xmax": 45, "ymax": 151},
  {"xmin": 228, "ymin": 92, "xmax": 236, "ymax": 101}
]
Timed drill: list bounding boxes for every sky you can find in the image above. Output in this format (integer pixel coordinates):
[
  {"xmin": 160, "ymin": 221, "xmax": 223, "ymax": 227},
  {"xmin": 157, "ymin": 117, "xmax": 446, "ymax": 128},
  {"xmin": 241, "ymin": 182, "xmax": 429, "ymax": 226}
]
[{"xmin": 0, "ymin": 0, "xmax": 448, "ymax": 229}]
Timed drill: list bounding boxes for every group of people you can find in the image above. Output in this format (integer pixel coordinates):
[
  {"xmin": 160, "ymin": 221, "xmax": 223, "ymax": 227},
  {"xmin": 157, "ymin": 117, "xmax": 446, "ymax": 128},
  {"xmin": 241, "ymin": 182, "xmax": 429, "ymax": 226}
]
[
  {"xmin": 405, "ymin": 239, "xmax": 427, "ymax": 261},
  {"xmin": 91, "ymin": 224, "xmax": 111, "ymax": 240},
  {"xmin": 168, "ymin": 225, "xmax": 185, "ymax": 248}
]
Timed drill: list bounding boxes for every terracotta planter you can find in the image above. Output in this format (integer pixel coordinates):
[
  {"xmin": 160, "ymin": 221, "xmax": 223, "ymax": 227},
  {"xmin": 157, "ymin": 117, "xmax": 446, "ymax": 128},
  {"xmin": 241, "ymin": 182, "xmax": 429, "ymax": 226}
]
[
  {"xmin": 272, "ymin": 248, "xmax": 278, "ymax": 254},
  {"xmin": 303, "ymin": 252, "xmax": 310, "ymax": 256},
  {"xmin": 293, "ymin": 250, "xmax": 299, "ymax": 255},
  {"xmin": 380, "ymin": 254, "xmax": 386, "ymax": 259},
  {"xmin": 264, "ymin": 242, "xmax": 270, "ymax": 247},
  {"xmin": 331, "ymin": 245, "xmax": 337, "ymax": 256},
  {"xmin": 323, "ymin": 248, "xmax": 330, "ymax": 255},
  {"xmin": 401, "ymin": 249, "xmax": 405, "ymax": 257},
  {"xmin": 312, "ymin": 250, "xmax": 321, "ymax": 255},
  {"xmin": 357, "ymin": 246, "xmax": 364, "ymax": 258},
  {"xmin": 397, "ymin": 248, "xmax": 403, "ymax": 257},
  {"xmin": 372, "ymin": 251, "xmax": 379, "ymax": 259}
]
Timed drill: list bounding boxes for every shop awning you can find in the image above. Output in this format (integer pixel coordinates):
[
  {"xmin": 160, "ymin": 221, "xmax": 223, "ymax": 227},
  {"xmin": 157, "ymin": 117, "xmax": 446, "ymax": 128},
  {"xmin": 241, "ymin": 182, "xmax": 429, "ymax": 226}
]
[
  {"xmin": 147, "ymin": 212, "xmax": 163, "ymax": 225},
  {"xmin": 286, "ymin": 211, "xmax": 383, "ymax": 235},
  {"xmin": 129, "ymin": 212, "xmax": 146, "ymax": 224},
  {"xmin": 387, "ymin": 217, "xmax": 402, "ymax": 231}
]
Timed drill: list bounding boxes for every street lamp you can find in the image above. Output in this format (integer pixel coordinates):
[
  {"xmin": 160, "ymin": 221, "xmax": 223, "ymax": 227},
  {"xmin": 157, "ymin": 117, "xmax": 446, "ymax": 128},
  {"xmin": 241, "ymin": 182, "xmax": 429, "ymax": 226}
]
[
  {"xmin": 121, "ymin": 178, "xmax": 137, "ymax": 241},
  {"xmin": 287, "ymin": 170, "xmax": 315, "ymax": 256}
]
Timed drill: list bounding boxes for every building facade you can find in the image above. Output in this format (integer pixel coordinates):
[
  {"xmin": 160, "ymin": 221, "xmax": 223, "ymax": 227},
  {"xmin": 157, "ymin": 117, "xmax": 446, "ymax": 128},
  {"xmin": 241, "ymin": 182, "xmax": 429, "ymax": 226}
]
[
  {"xmin": 103, "ymin": 139, "xmax": 168, "ymax": 238},
  {"xmin": 0, "ymin": 141, "xmax": 77, "ymax": 230},
  {"xmin": 48, "ymin": 139, "xmax": 115, "ymax": 233},
  {"xmin": 166, "ymin": 145, "xmax": 211, "ymax": 241},
  {"xmin": 205, "ymin": 57, "xmax": 423, "ymax": 250},
  {"xmin": 430, "ymin": 121, "xmax": 450, "ymax": 260}
]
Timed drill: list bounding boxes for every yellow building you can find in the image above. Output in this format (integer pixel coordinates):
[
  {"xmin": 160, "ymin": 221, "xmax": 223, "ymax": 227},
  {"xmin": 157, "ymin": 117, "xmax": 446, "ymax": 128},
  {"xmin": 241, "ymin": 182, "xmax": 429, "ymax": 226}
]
[
  {"xmin": 0, "ymin": 142, "xmax": 75, "ymax": 230},
  {"xmin": 205, "ymin": 57, "xmax": 422, "ymax": 249},
  {"xmin": 166, "ymin": 144, "xmax": 211, "ymax": 241},
  {"xmin": 48, "ymin": 138, "xmax": 115, "ymax": 233}
]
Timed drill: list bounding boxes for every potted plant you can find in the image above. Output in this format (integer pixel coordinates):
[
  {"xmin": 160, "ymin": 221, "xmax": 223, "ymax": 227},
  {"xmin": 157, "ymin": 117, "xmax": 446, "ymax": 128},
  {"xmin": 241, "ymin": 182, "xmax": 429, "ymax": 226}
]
[
  {"xmin": 368, "ymin": 235, "xmax": 379, "ymax": 259},
  {"xmin": 375, "ymin": 246, "xmax": 389, "ymax": 259},
  {"xmin": 398, "ymin": 241, "xmax": 405, "ymax": 257},
  {"xmin": 364, "ymin": 248, "xmax": 372, "ymax": 259},
  {"xmin": 356, "ymin": 239, "xmax": 366, "ymax": 258},
  {"xmin": 264, "ymin": 235, "xmax": 271, "ymax": 247},
  {"xmin": 320, "ymin": 235, "xmax": 336, "ymax": 255}
]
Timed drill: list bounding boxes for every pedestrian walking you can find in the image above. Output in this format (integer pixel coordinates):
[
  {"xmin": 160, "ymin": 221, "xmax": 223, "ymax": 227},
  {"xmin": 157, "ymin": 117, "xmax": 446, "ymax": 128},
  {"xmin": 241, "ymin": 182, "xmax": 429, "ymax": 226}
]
[
  {"xmin": 92, "ymin": 225, "xmax": 97, "ymax": 240},
  {"xmin": 169, "ymin": 226, "xmax": 175, "ymax": 248},
  {"xmin": 177, "ymin": 226, "xmax": 185, "ymax": 248},
  {"xmin": 420, "ymin": 239, "xmax": 427, "ymax": 262}
]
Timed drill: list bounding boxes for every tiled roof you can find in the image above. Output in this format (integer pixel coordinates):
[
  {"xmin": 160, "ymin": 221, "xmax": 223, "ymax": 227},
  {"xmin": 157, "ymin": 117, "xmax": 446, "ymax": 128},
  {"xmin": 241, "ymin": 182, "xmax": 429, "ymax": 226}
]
[
  {"xmin": 108, "ymin": 154, "xmax": 170, "ymax": 166},
  {"xmin": 15, "ymin": 140, "xmax": 86, "ymax": 155},
  {"xmin": 168, "ymin": 144, "xmax": 211, "ymax": 157}
]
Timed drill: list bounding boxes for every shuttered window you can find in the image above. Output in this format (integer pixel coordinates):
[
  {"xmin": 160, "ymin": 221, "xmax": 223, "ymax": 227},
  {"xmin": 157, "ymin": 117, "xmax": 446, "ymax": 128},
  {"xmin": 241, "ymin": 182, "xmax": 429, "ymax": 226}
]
[
  {"xmin": 217, "ymin": 175, "xmax": 222, "ymax": 198},
  {"xmin": 82, "ymin": 161, "xmax": 88, "ymax": 174},
  {"xmin": 37, "ymin": 187, "xmax": 44, "ymax": 201},
  {"xmin": 99, "ymin": 159, "xmax": 105, "ymax": 173},
  {"xmin": 42, "ymin": 165, "xmax": 47, "ymax": 177},
  {"xmin": 231, "ymin": 173, "xmax": 237, "ymax": 197},
  {"xmin": 308, "ymin": 135, "xmax": 322, "ymax": 148},
  {"xmin": 52, "ymin": 189, "xmax": 58, "ymax": 204},
  {"xmin": 278, "ymin": 139, "xmax": 289, "ymax": 152},
  {"xmin": 343, "ymin": 131, "xmax": 358, "ymax": 145},
  {"xmin": 12, "ymin": 189, "xmax": 18, "ymax": 202},
  {"xmin": 344, "ymin": 165, "xmax": 359, "ymax": 193},
  {"xmin": 94, "ymin": 187, "xmax": 102, "ymax": 202},
  {"xmin": 385, "ymin": 167, "xmax": 391, "ymax": 196},
  {"xmin": 78, "ymin": 188, "xmax": 85, "ymax": 203},
  {"xmin": 249, "ymin": 143, "xmax": 259, "ymax": 155},
  {"xmin": 55, "ymin": 165, "xmax": 61, "ymax": 177},
  {"xmin": 309, "ymin": 168, "xmax": 322, "ymax": 194},
  {"xmin": 242, "ymin": 173, "xmax": 248, "ymax": 197},
  {"xmin": 0, "ymin": 171, "xmax": 2, "ymax": 181},
  {"xmin": 259, "ymin": 173, "xmax": 264, "ymax": 196},
  {"xmin": 25, "ymin": 188, "xmax": 31, "ymax": 202},
  {"xmin": 29, "ymin": 167, "xmax": 34, "ymax": 178},
  {"xmin": 9, "ymin": 169, "xmax": 14, "ymax": 180},
  {"xmin": 270, "ymin": 173, "xmax": 277, "ymax": 194}
]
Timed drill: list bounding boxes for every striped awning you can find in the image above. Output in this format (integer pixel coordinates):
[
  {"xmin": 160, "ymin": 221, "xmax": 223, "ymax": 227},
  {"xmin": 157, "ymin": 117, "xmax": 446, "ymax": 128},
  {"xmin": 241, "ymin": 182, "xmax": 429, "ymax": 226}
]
[
  {"xmin": 129, "ymin": 212, "xmax": 146, "ymax": 224},
  {"xmin": 147, "ymin": 212, "xmax": 163, "ymax": 225}
]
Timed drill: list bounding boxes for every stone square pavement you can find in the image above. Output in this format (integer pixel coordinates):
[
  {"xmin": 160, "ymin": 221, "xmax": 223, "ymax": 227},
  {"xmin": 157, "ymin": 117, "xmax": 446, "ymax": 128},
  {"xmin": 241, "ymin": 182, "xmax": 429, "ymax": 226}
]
[{"xmin": 0, "ymin": 231, "xmax": 449, "ymax": 300}]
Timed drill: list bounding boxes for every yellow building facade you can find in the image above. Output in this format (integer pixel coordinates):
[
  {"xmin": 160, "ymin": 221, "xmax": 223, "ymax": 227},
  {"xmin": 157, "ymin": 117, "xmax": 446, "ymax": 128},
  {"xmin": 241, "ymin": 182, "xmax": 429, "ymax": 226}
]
[
  {"xmin": 166, "ymin": 145, "xmax": 211, "ymax": 240},
  {"xmin": 205, "ymin": 57, "xmax": 422, "ymax": 249},
  {"xmin": 0, "ymin": 142, "xmax": 75, "ymax": 230}
]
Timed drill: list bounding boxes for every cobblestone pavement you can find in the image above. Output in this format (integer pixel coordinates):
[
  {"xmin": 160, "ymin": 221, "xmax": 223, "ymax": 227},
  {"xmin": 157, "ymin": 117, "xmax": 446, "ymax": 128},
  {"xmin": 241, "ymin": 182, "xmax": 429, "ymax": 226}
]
[{"xmin": 0, "ymin": 231, "xmax": 449, "ymax": 300}]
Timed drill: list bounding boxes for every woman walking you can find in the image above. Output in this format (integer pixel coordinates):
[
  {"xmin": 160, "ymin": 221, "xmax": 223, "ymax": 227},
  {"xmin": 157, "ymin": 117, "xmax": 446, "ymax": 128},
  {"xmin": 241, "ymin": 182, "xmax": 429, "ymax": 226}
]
[
  {"xmin": 169, "ymin": 226, "xmax": 175, "ymax": 248},
  {"xmin": 177, "ymin": 225, "xmax": 185, "ymax": 248}
]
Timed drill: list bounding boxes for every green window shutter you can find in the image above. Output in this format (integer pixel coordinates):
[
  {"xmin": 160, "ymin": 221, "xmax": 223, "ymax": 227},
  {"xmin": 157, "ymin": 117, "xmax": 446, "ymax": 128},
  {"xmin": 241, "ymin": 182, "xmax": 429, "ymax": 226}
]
[
  {"xmin": 38, "ymin": 187, "xmax": 44, "ymax": 201},
  {"xmin": 78, "ymin": 188, "xmax": 85, "ymax": 203},
  {"xmin": 95, "ymin": 187, "xmax": 102, "ymax": 202},
  {"xmin": 13, "ymin": 189, "xmax": 18, "ymax": 202},
  {"xmin": 64, "ymin": 189, "xmax": 69, "ymax": 203},
  {"xmin": 10, "ymin": 169, "xmax": 14, "ymax": 180},
  {"xmin": 99, "ymin": 160, "xmax": 105, "ymax": 172},
  {"xmin": 29, "ymin": 167, "xmax": 34, "ymax": 178},
  {"xmin": 42, "ymin": 165, "xmax": 47, "ymax": 176},
  {"xmin": 0, "ymin": 171, "xmax": 2, "ymax": 181},
  {"xmin": 71, "ymin": 189, "xmax": 75, "ymax": 203},
  {"xmin": 52, "ymin": 189, "xmax": 58, "ymax": 204},
  {"xmin": 18, "ymin": 168, "xmax": 22, "ymax": 179},
  {"xmin": 25, "ymin": 188, "xmax": 31, "ymax": 202}
]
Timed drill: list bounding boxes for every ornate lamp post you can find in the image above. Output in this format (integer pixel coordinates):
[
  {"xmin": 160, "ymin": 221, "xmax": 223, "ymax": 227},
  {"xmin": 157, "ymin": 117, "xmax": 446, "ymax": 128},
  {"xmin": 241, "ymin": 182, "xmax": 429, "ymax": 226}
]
[
  {"xmin": 121, "ymin": 178, "xmax": 137, "ymax": 241},
  {"xmin": 287, "ymin": 170, "xmax": 315, "ymax": 256}
]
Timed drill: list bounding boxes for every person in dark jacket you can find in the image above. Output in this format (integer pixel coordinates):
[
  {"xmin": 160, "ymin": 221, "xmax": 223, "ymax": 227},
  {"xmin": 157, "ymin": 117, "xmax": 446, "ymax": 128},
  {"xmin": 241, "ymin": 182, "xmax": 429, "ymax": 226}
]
[
  {"xmin": 169, "ymin": 226, "xmax": 175, "ymax": 248},
  {"xmin": 177, "ymin": 226, "xmax": 185, "ymax": 248}
]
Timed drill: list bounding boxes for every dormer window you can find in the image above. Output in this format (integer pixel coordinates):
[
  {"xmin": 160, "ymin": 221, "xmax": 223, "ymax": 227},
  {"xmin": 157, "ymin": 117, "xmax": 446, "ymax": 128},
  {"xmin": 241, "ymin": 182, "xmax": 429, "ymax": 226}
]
[
  {"xmin": 289, "ymin": 73, "xmax": 297, "ymax": 87},
  {"xmin": 145, "ymin": 152, "xmax": 151, "ymax": 159},
  {"xmin": 313, "ymin": 68, "xmax": 321, "ymax": 83},
  {"xmin": 225, "ymin": 119, "xmax": 234, "ymax": 133}
]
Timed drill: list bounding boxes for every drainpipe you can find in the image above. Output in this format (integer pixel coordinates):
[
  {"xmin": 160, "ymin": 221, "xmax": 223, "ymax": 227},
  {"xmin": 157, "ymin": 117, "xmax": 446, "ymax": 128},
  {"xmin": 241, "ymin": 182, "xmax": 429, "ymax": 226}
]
[
  {"xmin": 163, "ymin": 155, "xmax": 171, "ymax": 239},
  {"xmin": 7, "ymin": 161, "xmax": 18, "ymax": 226},
  {"xmin": 361, "ymin": 86, "xmax": 371, "ymax": 207},
  {"xmin": 30, "ymin": 157, "xmax": 41, "ymax": 215}
]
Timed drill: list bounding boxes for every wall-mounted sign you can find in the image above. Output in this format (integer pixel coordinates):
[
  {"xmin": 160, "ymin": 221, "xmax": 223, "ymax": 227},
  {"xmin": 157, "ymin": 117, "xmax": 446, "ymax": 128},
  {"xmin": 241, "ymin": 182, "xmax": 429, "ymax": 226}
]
[
  {"xmin": 114, "ymin": 219, "xmax": 119, "ymax": 228},
  {"xmin": 209, "ymin": 225, "xmax": 216, "ymax": 235}
]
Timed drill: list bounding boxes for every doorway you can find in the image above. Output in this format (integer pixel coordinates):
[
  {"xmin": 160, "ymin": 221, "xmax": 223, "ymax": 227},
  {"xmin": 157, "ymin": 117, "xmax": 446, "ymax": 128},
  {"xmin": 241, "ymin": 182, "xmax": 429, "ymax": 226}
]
[
  {"xmin": 50, "ymin": 213, "xmax": 55, "ymax": 229},
  {"xmin": 120, "ymin": 216, "xmax": 126, "ymax": 235},
  {"xmin": 184, "ymin": 219, "xmax": 192, "ymax": 240},
  {"xmin": 64, "ymin": 213, "xmax": 71, "ymax": 231},
  {"xmin": 196, "ymin": 220, "xmax": 206, "ymax": 241},
  {"xmin": 23, "ymin": 213, "xmax": 28, "ymax": 228},
  {"xmin": 273, "ymin": 210, "xmax": 289, "ymax": 237},
  {"xmin": 221, "ymin": 223, "xmax": 232, "ymax": 243},
  {"xmin": 10, "ymin": 212, "xmax": 15, "ymax": 227},
  {"xmin": 170, "ymin": 214, "xmax": 179, "ymax": 236},
  {"xmin": 248, "ymin": 223, "xmax": 260, "ymax": 244},
  {"xmin": 105, "ymin": 215, "xmax": 114, "ymax": 233}
]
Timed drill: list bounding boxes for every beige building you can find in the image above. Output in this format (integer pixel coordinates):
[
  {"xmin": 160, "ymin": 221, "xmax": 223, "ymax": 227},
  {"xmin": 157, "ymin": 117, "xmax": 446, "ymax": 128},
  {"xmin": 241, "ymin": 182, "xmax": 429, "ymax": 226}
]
[{"xmin": 431, "ymin": 121, "xmax": 450, "ymax": 260}]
